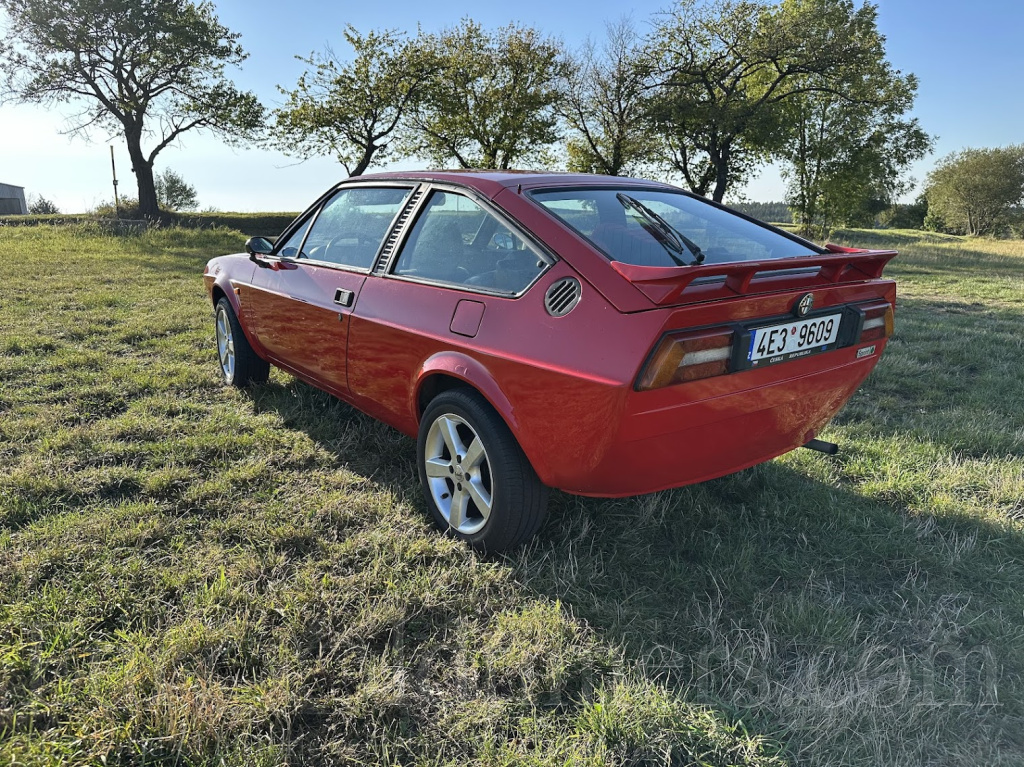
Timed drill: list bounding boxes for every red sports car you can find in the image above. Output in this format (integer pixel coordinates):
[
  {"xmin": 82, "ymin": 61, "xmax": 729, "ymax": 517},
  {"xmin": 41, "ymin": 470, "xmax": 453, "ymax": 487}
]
[{"xmin": 203, "ymin": 171, "xmax": 895, "ymax": 551}]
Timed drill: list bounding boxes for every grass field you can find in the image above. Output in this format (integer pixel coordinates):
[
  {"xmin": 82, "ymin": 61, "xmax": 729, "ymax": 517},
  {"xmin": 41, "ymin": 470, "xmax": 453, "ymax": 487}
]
[{"xmin": 1, "ymin": 223, "xmax": 1022, "ymax": 766}]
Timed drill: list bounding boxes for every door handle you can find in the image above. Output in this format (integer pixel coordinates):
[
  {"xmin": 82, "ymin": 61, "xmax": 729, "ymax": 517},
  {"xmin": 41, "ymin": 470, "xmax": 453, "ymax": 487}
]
[{"xmin": 334, "ymin": 288, "xmax": 354, "ymax": 307}]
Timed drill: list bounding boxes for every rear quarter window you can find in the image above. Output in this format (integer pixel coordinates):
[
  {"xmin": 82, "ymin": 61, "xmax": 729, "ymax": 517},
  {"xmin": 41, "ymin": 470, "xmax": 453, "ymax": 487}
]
[{"xmin": 393, "ymin": 190, "xmax": 548, "ymax": 294}]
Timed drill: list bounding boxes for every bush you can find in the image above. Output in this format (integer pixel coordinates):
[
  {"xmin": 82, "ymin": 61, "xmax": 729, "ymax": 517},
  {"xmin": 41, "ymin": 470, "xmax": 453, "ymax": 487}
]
[
  {"xmin": 27, "ymin": 194, "xmax": 60, "ymax": 214},
  {"xmin": 155, "ymin": 168, "xmax": 199, "ymax": 211},
  {"xmin": 881, "ymin": 196, "xmax": 928, "ymax": 229},
  {"xmin": 169, "ymin": 211, "xmax": 299, "ymax": 237}
]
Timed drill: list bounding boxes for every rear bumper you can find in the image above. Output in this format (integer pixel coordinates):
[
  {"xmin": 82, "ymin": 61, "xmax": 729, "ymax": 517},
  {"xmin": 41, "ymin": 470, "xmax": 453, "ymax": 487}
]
[{"xmin": 546, "ymin": 342, "xmax": 883, "ymax": 496}]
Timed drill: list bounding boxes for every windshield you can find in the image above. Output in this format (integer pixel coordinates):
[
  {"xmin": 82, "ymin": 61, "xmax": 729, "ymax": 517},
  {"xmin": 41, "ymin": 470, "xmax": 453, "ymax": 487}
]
[{"xmin": 530, "ymin": 187, "xmax": 820, "ymax": 267}]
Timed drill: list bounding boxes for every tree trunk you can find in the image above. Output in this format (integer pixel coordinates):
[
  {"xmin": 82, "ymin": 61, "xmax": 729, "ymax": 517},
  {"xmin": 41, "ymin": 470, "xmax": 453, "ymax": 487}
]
[
  {"xmin": 711, "ymin": 145, "xmax": 730, "ymax": 203},
  {"xmin": 126, "ymin": 130, "xmax": 158, "ymax": 219},
  {"xmin": 349, "ymin": 147, "xmax": 374, "ymax": 177}
]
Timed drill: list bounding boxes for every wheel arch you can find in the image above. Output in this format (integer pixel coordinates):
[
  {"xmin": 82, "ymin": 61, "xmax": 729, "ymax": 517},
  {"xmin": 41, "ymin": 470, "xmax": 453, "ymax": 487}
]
[
  {"xmin": 415, "ymin": 348, "xmax": 530, "ymax": 430},
  {"xmin": 411, "ymin": 353, "xmax": 557, "ymax": 486},
  {"xmin": 211, "ymin": 283, "xmax": 228, "ymax": 308},
  {"xmin": 210, "ymin": 277, "xmax": 269, "ymax": 362},
  {"xmin": 414, "ymin": 355, "xmax": 516, "ymax": 424},
  {"xmin": 209, "ymin": 275, "xmax": 242, "ymax": 315}
]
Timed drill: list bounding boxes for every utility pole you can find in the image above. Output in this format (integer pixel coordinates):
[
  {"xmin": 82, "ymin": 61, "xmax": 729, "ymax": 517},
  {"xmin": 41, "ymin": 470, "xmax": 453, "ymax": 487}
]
[{"xmin": 109, "ymin": 146, "xmax": 120, "ymax": 218}]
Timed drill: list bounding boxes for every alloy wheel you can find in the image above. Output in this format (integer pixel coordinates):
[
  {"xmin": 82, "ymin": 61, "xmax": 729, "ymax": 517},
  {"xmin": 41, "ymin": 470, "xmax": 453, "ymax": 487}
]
[
  {"xmin": 423, "ymin": 413, "xmax": 493, "ymax": 534},
  {"xmin": 215, "ymin": 305, "xmax": 235, "ymax": 381}
]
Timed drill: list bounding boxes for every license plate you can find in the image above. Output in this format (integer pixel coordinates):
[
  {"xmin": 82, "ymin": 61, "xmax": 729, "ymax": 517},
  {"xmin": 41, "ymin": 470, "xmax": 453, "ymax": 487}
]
[{"xmin": 747, "ymin": 313, "xmax": 842, "ymax": 366}]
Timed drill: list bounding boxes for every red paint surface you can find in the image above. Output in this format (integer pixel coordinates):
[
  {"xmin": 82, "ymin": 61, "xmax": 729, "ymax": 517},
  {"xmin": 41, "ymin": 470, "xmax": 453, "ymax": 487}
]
[{"xmin": 449, "ymin": 299, "xmax": 486, "ymax": 338}]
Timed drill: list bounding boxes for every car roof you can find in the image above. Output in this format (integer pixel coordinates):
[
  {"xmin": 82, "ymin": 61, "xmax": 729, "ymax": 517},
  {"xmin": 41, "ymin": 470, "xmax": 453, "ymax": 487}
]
[{"xmin": 344, "ymin": 169, "xmax": 675, "ymax": 199}]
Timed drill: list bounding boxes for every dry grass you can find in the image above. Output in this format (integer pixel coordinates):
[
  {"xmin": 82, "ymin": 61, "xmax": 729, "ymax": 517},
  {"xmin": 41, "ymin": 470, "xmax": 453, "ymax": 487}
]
[{"xmin": 1, "ymin": 223, "xmax": 1022, "ymax": 765}]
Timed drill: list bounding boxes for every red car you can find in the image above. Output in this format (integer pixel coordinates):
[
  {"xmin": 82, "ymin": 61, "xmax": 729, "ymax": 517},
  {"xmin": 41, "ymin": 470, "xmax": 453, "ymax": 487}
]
[{"xmin": 204, "ymin": 171, "xmax": 895, "ymax": 551}]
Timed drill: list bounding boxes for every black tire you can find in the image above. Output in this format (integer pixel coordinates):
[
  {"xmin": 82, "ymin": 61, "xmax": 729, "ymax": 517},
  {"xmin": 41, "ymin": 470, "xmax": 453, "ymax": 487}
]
[
  {"xmin": 417, "ymin": 388, "xmax": 548, "ymax": 552},
  {"xmin": 214, "ymin": 297, "xmax": 269, "ymax": 388}
]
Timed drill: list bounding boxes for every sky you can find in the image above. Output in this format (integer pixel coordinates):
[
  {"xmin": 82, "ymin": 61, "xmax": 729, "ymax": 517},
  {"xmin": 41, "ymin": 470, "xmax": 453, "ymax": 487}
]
[{"xmin": 1, "ymin": 0, "xmax": 1022, "ymax": 213}]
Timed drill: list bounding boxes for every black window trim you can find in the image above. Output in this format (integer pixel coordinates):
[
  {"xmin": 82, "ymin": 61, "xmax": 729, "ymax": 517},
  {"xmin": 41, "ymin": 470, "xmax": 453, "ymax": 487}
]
[{"xmin": 379, "ymin": 182, "xmax": 556, "ymax": 299}]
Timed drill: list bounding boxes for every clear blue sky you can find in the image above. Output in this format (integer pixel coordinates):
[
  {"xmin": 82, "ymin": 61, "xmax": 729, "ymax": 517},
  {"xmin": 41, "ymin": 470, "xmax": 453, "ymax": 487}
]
[{"xmin": 1, "ymin": 0, "xmax": 1021, "ymax": 212}]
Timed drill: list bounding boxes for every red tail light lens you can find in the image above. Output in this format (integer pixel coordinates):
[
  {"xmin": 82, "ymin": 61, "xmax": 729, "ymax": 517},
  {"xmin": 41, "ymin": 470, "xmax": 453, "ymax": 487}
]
[
  {"xmin": 637, "ymin": 327, "xmax": 734, "ymax": 390},
  {"xmin": 858, "ymin": 301, "xmax": 894, "ymax": 343}
]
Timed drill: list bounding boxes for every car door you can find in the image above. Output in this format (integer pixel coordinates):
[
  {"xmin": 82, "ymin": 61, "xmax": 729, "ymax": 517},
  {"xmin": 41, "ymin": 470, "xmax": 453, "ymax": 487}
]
[
  {"xmin": 244, "ymin": 184, "xmax": 415, "ymax": 395},
  {"xmin": 347, "ymin": 187, "xmax": 550, "ymax": 430}
]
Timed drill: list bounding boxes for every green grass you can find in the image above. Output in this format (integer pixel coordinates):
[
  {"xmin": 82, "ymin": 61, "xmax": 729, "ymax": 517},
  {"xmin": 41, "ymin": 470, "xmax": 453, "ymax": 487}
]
[
  {"xmin": 1, "ymin": 224, "xmax": 1023, "ymax": 765},
  {"xmin": 0, "ymin": 212, "xmax": 299, "ymax": 238}
]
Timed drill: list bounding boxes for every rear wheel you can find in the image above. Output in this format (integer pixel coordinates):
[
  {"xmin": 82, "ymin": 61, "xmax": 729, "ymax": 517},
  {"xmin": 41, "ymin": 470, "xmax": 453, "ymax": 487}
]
[
  {"xmin": 215, "ymin": 297, "xmax": 269, "ymax": 388},
  {"xmin": 418, "ymin": 388, "xmax": 548, "ymax": 552}
]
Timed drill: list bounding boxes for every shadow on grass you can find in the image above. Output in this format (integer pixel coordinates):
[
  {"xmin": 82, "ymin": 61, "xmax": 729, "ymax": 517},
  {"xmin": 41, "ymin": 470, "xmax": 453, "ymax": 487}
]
[
  {"xmin": 224, "ymin": 231, "xmax": 1024, "ymax": 763},
  {"xmin": 245, "ymin": 369, "xmax": 1024, "ymax": 764},
  {"xmin": 526, "ymin": 464, "xmax": 1024, "ymax": 761},
  {"xmin": 245, "ymin": 376, "xmax": 419, "ymax": 491}
]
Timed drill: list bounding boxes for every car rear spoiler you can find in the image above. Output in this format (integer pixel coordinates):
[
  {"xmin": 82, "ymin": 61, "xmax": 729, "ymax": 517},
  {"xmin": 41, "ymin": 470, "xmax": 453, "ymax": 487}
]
[{"xmin": 609, "ymin": 244, "xmax": 897, "ymax": 306}]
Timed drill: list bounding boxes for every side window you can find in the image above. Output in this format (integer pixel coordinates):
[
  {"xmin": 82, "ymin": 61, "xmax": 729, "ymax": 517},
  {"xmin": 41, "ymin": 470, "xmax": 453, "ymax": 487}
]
[
  {"xmin": 302, "ymin": 186, "xmax": 412, "ymax": 269},
  {"xmin": 393, "ymin": 191, "xmax": 547, "ymax": 293},
  {"xmin": 275, "ymin": 214, "xmax": 314, "ymax": 258}
]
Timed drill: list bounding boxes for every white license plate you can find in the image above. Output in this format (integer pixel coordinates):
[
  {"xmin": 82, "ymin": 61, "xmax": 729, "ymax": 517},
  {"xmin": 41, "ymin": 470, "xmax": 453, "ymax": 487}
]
[{"xmin": 747, "ymin": 313, "xmax": 842, "ymax": 364}]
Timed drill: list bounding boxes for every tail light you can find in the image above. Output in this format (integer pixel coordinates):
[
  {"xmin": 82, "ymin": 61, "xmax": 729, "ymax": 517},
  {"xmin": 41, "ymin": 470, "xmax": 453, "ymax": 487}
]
[
  {"xmin": 858, "ymin": 301, "xmax": 894, "ymax": 343},
  {"xmin": 637, "ymin": 327, "xmax": 734, "ymax": 390}
]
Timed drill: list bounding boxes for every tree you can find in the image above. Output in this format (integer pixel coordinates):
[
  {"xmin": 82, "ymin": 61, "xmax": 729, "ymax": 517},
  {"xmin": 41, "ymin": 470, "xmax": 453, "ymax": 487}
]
[
  {"xmin": 783, "ymin": 97, "xmax": 929, "ymax": 235},
  {"xmin": 155, "ymin": 168, "xmax": 199, "ymax": 211},
  {"xmin": 271, "ymin": 27, "xmax": 429, "ymax": 177},
  {"xmin": 0, "ymin": 0, "xmax": 262, "ymax": 219},
  {"xmin": 407, "ymin": 19, "xmax": 566, "ymax": 169},
  {"xmin": 880, "ymin": 194, "xmax": 928, "ymax": 230},
  {"xmin": 779, "ymin": 5, "xmax": 931, "ymax": 237},
  {"xmin": 27, "ymin": 194, "xmax": 59, "ymax": 214},
  {"xmin": 646, "ymin": 0, "xmax": 897, "ymax": 203},
  {"xmin": 924, "ymin": 146, "xmax": 1024, "ymax": 236},
  {"xmin": 560, "ymin": 18, "xmax": 654, "ymax": 176}
]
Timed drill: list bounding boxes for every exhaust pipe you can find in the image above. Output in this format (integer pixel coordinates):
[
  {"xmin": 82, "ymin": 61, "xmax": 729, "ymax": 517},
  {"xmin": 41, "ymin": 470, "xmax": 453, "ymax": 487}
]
[{"xmin": 802, "ymin": 438, "xmax": 839, "ymax": 456}]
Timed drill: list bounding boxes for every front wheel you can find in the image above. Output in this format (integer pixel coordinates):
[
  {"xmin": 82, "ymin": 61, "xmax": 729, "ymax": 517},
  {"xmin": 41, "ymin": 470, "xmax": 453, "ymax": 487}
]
[
  {"xmin": 417, "ymin": 389, "xmax": 548, "ymax": 552},
  {"xmin": 215, "ymin": 297, "xmax": 269, "ymax": 388}
]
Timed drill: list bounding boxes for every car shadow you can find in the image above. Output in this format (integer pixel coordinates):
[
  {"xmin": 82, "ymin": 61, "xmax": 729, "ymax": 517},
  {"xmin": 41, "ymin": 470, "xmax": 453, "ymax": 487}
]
[{"xmin": 245, "ymin": 376, "xmax": 421, "ymax": 495}]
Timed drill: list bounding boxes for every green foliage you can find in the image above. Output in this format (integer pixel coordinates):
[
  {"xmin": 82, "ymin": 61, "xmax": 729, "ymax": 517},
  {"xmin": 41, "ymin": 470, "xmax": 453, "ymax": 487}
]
[
  {"xmin": 273, "ymin": 20, "xmax": 565, "ymax": 173},
  {"xmin": 0, "ymin": 213, "xmax": 87, "ymax": 226},
  {"xmin": 779, "ymin": 2, "xmax": 931, "ymax": 237},
  {"xmin": 646, "ymin": 0, "xmax": 919, "ymax": 204},
  {"xmin": 155, "ymin": 168, "xmax": 199, "ymax": 211},
  {"xmin": 271, "ymin": 27, "xmax": 428, "ymax": 177},
  {"xmin": 730, "ymin": 200, "xmax": 793, "ymax": 224},
  {"xmin": 924, "ymin": 145, "xmax": 1024, "ymax": 236},
  {"xmin": 880, "ymin": 195, "xmax": 929, "ymax": 229},
  {"xmin": 0, "ymin": 211, "xmax": 298, "ymax": 237},
  {"xmin": 90, "ymin": 197, "xmax": 141, "ymax": 218},
  {"xmin": 647, "ymin": 0, "xmax": 777, "ymax": 199},
  {"xmin": 407, "ymin": 19, "xmax": 566, "ymax": 169},
  {"xmin": 26, "ymin": 194, "xmax": 59, "ymax": 214},
  {"xmin": 170, "ymin": 211, "xmax": 299, "ymax": 237},
  {"xmin": 0, "ymin": 0, "xmax": 262, "ymax": 219},
  {"xmin": 560, "ymin": 19, "xmax": 654, "ymax": 176}
]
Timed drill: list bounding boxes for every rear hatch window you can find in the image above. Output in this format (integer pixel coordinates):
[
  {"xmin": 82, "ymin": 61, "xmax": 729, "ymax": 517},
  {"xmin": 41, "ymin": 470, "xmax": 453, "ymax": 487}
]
[{"xmin": 530, "ymin": 187, "xmax": 821, "ymax": 267}]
